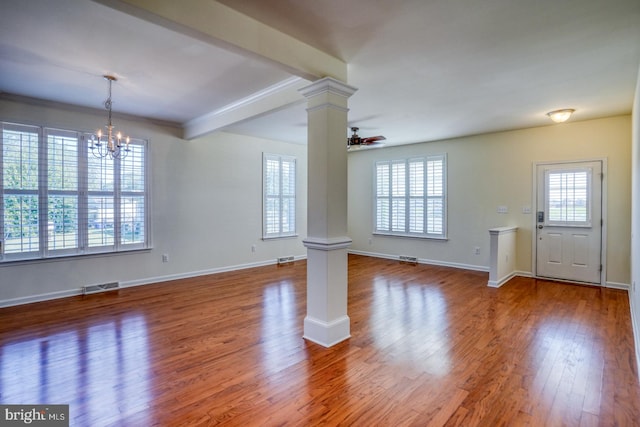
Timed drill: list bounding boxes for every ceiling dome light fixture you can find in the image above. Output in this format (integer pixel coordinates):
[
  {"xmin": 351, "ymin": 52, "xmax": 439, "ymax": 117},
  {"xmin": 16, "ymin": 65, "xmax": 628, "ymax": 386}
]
[
  {"xmin": 546, "ymin": 108, "xmax": 575, "ymax": 123},
  {"xmin": 89, "ymin": 75, "xmax": 130, "ymax": 159}
]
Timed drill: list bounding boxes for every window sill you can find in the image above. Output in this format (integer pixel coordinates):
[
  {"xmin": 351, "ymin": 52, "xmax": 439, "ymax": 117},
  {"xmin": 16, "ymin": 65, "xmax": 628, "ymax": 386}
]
[
  {"xmin": 262, "ymin": 234, "xmax": 299, "ymax": 241},
  {"xmin": 0, "ymin": 247, "xmax": 152, "ymax": 267},
  {"xmin": 373, "ymin": 232, "xmax": 448, "ymax": 241},
  {"xmin": 262, "ymin": 234, "xmax": 299, "ymax": 242}
]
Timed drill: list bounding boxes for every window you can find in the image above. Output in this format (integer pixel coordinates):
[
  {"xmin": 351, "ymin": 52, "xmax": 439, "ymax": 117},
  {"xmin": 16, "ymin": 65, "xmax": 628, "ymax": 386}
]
[
  {"xmin": 0, "ymin": 122, "xmax": 148, "ymax": 262},
  {"xmin": 545, "ymin": 168, "xmax": 591, "ymax": 226},
  {"xmin": 263, "ymin": 153, "xmax": 296, "ymax": 238},
  {"xmin": 375, "ymin": 155, "xmax": 446, "ymax": 238}
]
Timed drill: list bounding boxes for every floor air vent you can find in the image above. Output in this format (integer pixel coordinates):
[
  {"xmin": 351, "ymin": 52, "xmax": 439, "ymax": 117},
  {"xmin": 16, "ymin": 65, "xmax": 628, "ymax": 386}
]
[
  {"xmin": 278, "ymin": 256, "xmax": 295, "ymax": 265},
  {"xmin": 82, "ymin": 281, "xmax": 120, "ymax": 295}
]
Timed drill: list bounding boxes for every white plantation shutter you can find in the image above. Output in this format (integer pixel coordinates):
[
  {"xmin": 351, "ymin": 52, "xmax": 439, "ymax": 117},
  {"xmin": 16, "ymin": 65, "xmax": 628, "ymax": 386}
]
[
  {"xmin": 86, "ymin": 139, "xmax": 115, "ymax": 249},
  {"xmin": 120, "ymin": 143, "xmax": 146, "ymax": 248},
  {"xmin": 391, "ymin": 161, "xmax": 406, "ymax": 232},
  {"xmin": 263, "ymin": 153, "xmax": 296, "ymax": 238},
  {"xmin": 409, "ymin": 160, "xmax": 424, "ymax": 233},
  {"xmin": 426, "ymin": 157, "xmax": 444, "ymax": 234},
  {"xmin": 376, "ymin": 162, "xmax": 390, "ymax": 231},
  {"xmin": 46, "ymin": 129, "xmax": 79, "ymax": 254},
  {"xmin": 0, "ymin": 121, "xmax": 149, "ymax": 262},
  {"xmin": 374, "ymin": 154, "xmax": 446, "ymax": 238},
  {"xmin": 545, "ymin": 168, "xmax": 590, "ymax": 226},
  {"xmin": 1, "ymin": 124, "xmax": 40, "ymax": 257},
  {"xmin": 86, "ymin": 140, "xmax": 148, "ymax": 252}
]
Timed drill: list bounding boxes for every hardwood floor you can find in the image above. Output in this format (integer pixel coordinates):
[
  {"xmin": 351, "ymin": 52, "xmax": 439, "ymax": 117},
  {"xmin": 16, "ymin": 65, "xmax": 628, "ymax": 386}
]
[{"xmin": 1, "ymin": 254, "xmax": 639, "ymax": 426}]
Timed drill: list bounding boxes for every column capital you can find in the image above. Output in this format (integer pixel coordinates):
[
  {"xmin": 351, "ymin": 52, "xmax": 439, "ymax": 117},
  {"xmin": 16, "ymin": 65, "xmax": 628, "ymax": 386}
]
[
  {"xmin": 303, "ymin": 236, "xmax": 353, "ymax": 251},
  {"xmin": 299, "ymin": 77, "xmax": 358, "ymax": 100}
]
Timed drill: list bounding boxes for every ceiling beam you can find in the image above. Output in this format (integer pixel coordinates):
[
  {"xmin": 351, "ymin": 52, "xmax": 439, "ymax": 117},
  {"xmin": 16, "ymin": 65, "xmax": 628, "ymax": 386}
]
[
  {"xmin": 92, "ymin": 0, "xmax": 347, "ymax": 82},
  {"xmin": 184, "ymin": 76, "xmax": 308, "ymax": 140}
]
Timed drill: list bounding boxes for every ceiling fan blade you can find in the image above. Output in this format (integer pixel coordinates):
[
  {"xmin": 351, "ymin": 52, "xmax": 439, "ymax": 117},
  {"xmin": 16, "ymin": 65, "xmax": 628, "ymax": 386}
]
[{"xmin": 362, "ymin": 135, "xmax": 386, "ymax": 144}]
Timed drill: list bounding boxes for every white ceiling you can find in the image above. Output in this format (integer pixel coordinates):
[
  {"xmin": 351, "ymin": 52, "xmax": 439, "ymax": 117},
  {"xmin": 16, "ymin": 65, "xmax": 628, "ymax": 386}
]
[{"xmin": 1, "ymin": 0, "xmax": 639, "ymax": 146}]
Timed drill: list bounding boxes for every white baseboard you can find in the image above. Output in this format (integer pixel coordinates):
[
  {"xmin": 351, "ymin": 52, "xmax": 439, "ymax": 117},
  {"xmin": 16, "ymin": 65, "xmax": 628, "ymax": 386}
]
[
  {"xmin": 1, "ymin": 251, "xmax": 628, "ymax": 308},
  {"xmin": 0, "ymin": 255, "xmax": 307, "ymax": 308},
  {"xmin": 497, "ymin": 271, "xmax": 628, "ymax": 291},
  {"xmin": 515, "ymin": 270, "xmax": 534, "ymax": 278},
  {"xmin": 0, "ymin": 288, "xmax": 81, "ymax": 308},
  {"xmin": 121, "ymin": 256, "xmax": 307, "ymax": 289},
  {"xmin": 488, "ymin": 271, "xmax": 535, "ymax": 288},
  {"xmin": 348, "ymin": 249, "xmax": 489, "ymax": 273},
  {"xmin": 303, "ymin": 315, "xmax": 351, "ymax": 347},
  {"xmin": 488, "ymin": 272, "xmax": 517, "ymax": 288},
  {"xmin": 605, "ymin": 281, "xmax": 630, "ymax": 290},
  {"xmin": 630, "ymin": 292, "xmax": 640, "ymax": 385}
]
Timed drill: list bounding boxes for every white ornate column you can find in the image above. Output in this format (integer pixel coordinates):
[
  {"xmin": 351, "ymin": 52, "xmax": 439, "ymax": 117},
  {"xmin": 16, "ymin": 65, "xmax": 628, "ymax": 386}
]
[{"xmin": 299, "ymin": 77, "xmax": 357, "ymax": 347}]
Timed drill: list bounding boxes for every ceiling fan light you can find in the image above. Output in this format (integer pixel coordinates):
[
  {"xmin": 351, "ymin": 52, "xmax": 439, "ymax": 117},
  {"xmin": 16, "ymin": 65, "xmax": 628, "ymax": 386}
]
[{"xmin": 546, "ymin": 108, "xmax": 575, "ymax": 123}]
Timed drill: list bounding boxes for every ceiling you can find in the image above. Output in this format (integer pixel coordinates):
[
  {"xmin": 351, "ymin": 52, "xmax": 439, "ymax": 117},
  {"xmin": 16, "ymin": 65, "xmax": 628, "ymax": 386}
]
[{"xmin": 1, "ymin": 0, "xmax": 639, "ymax": 147}]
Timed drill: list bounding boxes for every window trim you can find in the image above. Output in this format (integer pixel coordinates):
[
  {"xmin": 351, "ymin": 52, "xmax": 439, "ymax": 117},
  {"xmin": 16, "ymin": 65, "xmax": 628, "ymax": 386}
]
[
  {"xmin": 262, "ymin": 153, "xmax": 297, "ymax": 239},
  {"xmin": 373, "ymin": 154, "xmax": 447, "ymax": 240},
  {"xmin": 0, "ymin": 121, "xmax": 150, "ymax": 263}
]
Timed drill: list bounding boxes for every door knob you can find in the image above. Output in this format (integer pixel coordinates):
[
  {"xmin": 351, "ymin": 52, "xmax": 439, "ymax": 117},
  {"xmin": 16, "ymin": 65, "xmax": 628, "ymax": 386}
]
[{"xmin": 538, "ymin": 225, "xmax": 544, "ymax": 229}]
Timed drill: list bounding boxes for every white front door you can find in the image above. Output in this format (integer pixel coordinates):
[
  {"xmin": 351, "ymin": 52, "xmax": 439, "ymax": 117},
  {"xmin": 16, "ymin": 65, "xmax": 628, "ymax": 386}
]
[{"xmin": 535, "ymin": 161, "xmax": 603, "ymax": 284}]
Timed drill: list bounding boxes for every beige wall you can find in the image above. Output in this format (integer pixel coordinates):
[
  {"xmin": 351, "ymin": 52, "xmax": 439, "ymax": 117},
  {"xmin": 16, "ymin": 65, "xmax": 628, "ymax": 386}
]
[
  {"xmin": 0, "ymin": 98, "xmax": 307, "ymax": 305},
  {"xmin": 630, "ymin": 66, "xmax": 640, "ymax": 373},
  {"xmin": 0, "ymin": 97, "xmax": 633, "ymax": 305},
  {"xmin": 348, "ymin": 115, "xmax": 632, "ymax": 286}
]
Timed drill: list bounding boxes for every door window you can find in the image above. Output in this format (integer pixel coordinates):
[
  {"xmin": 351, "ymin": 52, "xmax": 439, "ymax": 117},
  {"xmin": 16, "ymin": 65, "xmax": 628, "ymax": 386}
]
[{"xmin": 545, "ymin": 168, "xmax": 591, "ymax": 227}]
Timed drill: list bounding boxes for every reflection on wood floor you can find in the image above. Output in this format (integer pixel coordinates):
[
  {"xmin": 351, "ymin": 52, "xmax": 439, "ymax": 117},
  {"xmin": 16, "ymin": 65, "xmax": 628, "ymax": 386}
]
[{"xmin": 1, "ymin": 254, "xmax": 638, "ymax": 426}]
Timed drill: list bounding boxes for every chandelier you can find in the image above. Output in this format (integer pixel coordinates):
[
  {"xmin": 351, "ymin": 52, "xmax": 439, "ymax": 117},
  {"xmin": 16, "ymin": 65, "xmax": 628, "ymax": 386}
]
[{"xmin": 89, "ymin": 75, "xmax": 130, "ymax": 159}]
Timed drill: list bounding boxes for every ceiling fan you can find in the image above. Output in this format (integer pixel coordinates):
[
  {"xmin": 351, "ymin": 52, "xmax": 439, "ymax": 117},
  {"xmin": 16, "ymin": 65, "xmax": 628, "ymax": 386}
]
[{"xmin": 347, "ymin": 127, "xmax": 386, "ymax": 149}]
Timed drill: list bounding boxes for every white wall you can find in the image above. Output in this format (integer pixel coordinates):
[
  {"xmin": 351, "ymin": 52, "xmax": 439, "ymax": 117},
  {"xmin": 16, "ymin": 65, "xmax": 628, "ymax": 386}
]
[
  {"xmin": 348, "ymin": 115, "xmax": 632, "ymax": 286},
  {"xmin": 0, "ymin": 98, "xmax": 307, "ymax": 306},
  {"xmin": 630, "ymin": 66, "xmax": 640, "ymax": 374}
]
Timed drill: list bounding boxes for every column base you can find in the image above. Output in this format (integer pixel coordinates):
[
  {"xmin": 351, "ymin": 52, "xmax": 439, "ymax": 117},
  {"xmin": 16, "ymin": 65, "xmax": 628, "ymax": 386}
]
[{"xmin": 303, "ymin": 315, "xmax": 351, "ymax": 347}]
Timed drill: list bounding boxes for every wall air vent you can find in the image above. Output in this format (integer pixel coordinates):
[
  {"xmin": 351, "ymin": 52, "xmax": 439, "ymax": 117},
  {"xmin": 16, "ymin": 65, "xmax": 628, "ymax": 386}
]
[{"xmin": 399, "ymin": 255, "xmax": 418, "ymax": 264}]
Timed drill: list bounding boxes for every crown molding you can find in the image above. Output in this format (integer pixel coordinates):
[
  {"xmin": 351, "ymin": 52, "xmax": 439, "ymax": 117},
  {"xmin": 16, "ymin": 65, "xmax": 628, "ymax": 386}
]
[
  {"xmin": 298, "ymin": 77, "xmax": 357, "ymax": 100},
  {"xmin": 0, "ymin": 92, "xmax": 182, "ymax": 129}
]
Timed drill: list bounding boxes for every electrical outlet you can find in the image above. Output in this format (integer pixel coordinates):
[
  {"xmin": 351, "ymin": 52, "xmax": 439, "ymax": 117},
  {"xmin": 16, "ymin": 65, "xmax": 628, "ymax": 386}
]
[
  {"xmin": 497, "ymin": 205, "xmax": 508, "ymax": 214},
  {"xmin": 162, "ymin": 254, "xmax": 169, "ymax": 263},
  {"xmin": 474, "ymin": 247, "xmax": 480, "ymax": 255},
  {"xmin": 251, "ymin": 245, "xmax": 256, "ymax": 253}
]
